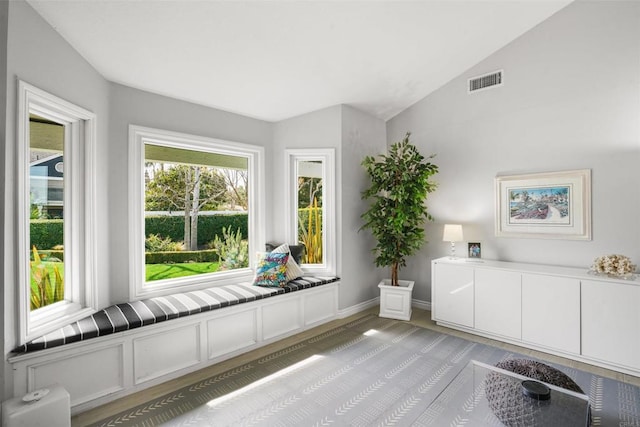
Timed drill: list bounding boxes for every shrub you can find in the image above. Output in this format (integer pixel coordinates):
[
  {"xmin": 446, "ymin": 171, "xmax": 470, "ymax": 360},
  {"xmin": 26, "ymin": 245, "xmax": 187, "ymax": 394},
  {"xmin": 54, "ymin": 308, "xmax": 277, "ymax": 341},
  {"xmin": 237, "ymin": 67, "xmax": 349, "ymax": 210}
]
[
  {"xmin": 30, "ymin": 246, "xmax": 64, "ymax": 310},
  {"xmin": 145, "ymin": 214, "xmax": 248, "ymax": 246},
  {"xmin": 145, "ymin": 249, "xmax": 218, "ymax": 264},
  {"xmin": 30, "ymin": 219, "xmax": 64, "ymax": 249},
  {"xmin": 37, "ymin": 250, "xmax": 64, "ymax": 262},
  {"xmin": 209, "ymin": 227, "xmax": 249, "ymax": 270},
  {"xmin": 29, "ymin": 214, "xmax": 250, "ymax": 250},
  {"xmin": 145, "ymin": 234, "xmax": 184, "ymax": 252}
]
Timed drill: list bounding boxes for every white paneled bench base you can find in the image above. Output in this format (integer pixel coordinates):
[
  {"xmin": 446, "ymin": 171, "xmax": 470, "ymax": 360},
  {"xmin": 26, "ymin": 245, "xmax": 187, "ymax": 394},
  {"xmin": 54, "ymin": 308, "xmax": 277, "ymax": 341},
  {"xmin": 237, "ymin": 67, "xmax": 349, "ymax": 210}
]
[{"xmin": 8, "ymin": 278, "xmax": 339, "ymax": 414}]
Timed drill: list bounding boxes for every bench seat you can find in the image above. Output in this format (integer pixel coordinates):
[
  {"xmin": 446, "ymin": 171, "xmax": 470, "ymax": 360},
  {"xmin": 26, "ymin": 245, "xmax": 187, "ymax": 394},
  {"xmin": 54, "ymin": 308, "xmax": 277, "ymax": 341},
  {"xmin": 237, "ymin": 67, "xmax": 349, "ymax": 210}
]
[{"xmin": 15, "ymin": 276, "xmax": 339, "ymax": 353}]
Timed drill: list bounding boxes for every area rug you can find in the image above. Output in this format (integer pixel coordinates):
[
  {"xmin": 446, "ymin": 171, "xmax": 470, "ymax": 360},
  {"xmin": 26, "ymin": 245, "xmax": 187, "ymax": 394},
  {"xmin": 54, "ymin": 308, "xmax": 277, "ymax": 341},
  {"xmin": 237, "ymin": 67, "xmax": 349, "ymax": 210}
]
[{"xmin": 90, "ymin": 314, "xmax": 640, "ymax": 426}]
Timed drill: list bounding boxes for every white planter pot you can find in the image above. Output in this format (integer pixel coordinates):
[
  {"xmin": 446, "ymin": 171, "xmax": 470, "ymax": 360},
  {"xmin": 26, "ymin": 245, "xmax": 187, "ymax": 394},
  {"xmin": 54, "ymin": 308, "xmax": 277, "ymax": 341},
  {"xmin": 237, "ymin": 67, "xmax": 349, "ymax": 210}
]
[{"xmin": 378, "ymin": 279, "xmax": 415, "ymax": 321}]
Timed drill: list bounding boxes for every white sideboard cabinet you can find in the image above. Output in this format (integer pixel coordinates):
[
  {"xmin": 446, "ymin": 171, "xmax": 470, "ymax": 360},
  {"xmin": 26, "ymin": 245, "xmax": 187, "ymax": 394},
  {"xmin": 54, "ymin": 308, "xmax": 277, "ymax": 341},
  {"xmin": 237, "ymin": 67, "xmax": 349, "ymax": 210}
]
[
  {"xmin": 431, "ymin": 257, "xmax": 640, "ymax": 376},
  {"xmin": 522, "ymin": 273, "xmax": 580, "ymax": 354},
  {"xmin": 432, "ymin": 263, "xmax": 474, "ymax": 328},
  {"xmin": 581, "ymin": 279, "xmax": 640, "ymax": 371},
  {"xmin": 474, "ymin": 268, "xmax": 521, "ymax": 340}
]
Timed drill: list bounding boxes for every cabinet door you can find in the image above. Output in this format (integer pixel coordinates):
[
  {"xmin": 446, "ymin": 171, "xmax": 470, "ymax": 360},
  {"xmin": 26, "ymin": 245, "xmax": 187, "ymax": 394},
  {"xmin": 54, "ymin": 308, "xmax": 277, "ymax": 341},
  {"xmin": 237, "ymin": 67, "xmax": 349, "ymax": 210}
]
[
  {"xmin": 432, "ymin": 263, "xmax": 474, "ymax": 328},
  {"xmin": 521, "ymin": 274, "xmax": 580, "ymax": 354},
  {"xmin": 582, "ymin": 279, "xmax": 640, "ymax": 370},
  {"xmin": 475, "ymin": 269, "xmax": 521, "ymax": 339}
]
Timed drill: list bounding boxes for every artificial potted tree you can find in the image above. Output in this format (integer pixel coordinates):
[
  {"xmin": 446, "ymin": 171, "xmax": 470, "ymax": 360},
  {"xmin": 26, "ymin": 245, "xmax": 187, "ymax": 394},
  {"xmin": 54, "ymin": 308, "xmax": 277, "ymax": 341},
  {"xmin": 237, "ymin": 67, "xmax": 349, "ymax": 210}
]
[{"xmin": 361, "ymin": 132, "xmax": 438, "ymax": 320}]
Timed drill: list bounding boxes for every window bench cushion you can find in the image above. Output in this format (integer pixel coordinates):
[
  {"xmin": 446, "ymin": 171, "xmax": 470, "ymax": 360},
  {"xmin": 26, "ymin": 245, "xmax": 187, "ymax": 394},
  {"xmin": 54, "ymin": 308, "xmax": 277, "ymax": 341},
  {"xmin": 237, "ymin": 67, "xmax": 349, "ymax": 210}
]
[{"xmin": 14, "ymin": 276, "xmax": 339, "ymax": 353}]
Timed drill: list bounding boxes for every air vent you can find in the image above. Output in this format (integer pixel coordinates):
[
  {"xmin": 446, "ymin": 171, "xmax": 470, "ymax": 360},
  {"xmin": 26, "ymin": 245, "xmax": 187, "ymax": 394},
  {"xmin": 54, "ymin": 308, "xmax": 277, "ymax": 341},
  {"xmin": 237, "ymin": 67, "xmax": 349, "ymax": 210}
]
[{"xmin": 468, "ymin": 70, "xmax": 503, "ymax": 93}]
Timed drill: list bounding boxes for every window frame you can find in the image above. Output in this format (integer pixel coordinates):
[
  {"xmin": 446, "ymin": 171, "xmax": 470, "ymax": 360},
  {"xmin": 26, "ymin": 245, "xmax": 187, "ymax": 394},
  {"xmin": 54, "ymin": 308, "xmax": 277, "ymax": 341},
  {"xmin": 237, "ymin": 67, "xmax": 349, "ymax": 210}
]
[
  {"xmin": 284, "ymin": 148, "xmax": 336, "ymax": 275},
  {"xmin": 17, "ymin": 80, "xmax": 98, "ymax": 345},
  {"xmin": 129, "ymin": 125, "xmax": 265, "ymax": 300}
]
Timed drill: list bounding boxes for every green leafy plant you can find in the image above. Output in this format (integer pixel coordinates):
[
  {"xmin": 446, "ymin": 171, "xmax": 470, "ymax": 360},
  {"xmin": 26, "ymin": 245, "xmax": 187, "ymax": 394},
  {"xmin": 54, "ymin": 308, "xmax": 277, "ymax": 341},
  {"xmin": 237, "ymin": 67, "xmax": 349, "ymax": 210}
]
[
  {"xmin": 30, "ymin": 219, "xmax": 64, "ymax": 250},
  {"xmin": 209, "ymin": 226, "xmax": 248, "ymax": 270},
  {"xmin": 145, "ymin": 249, "xmax": 218, "ymax": 265},
  {"xmin": 145, "ymin": 234, "xmax": 184, "ymax": 252},
  {"xmin": 360, "ymin": 132, "xmax": 438, "ymax": 286},
  {"xmin": 298, "ymin": 198, "xmax": 322, "ymax": 263},
  {"xmin": 30, "ymin": 246, "xmax": 64, "ymax": 310},
  {"xmin": 145, "ymin": 214, "xmax": 248, "ymax": 247}
]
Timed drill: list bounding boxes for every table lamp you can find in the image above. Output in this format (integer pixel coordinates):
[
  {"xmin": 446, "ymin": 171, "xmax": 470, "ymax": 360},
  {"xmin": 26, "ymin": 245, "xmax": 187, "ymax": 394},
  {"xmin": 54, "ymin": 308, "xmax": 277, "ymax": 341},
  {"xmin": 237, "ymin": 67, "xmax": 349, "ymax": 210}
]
[{"xmin": 443, "ymin": 224, "xmax": 464, "ymax": 259}]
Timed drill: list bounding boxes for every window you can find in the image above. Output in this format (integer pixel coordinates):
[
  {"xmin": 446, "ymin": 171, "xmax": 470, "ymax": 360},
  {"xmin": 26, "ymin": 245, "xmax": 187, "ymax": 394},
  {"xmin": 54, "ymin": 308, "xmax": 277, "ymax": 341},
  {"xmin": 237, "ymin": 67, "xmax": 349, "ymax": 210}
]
[
  {"xmin": 129, "ymin": 126, "xmax": 265, "ymax": 299},
  {"xmin": 17, "ymin": 81, "xmax": 97, "ymax": 344},
  {"xmin": 285, "ymin": 149, "xmax": 335, "ymax": 275}
]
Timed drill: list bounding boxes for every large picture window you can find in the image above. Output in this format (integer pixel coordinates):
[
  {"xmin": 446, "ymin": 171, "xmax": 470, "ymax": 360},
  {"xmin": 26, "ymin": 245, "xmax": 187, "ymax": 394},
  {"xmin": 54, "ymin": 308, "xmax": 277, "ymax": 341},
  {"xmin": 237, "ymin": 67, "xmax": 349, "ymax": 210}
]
[
  {"xmin": 17, "ymin": 81, "xmax": 97, "ymax": 344},
  {"xmin": 129, "ymin": 126, "xmax": 265, "ymax": 299}
]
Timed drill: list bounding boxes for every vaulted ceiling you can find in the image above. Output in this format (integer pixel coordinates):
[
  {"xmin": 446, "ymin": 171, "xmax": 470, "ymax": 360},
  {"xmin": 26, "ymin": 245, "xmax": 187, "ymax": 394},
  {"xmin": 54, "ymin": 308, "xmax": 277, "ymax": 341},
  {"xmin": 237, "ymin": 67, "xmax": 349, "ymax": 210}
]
[{"xmin": 27, "ymin": 1, "xmax": 573, "ymax": 122}]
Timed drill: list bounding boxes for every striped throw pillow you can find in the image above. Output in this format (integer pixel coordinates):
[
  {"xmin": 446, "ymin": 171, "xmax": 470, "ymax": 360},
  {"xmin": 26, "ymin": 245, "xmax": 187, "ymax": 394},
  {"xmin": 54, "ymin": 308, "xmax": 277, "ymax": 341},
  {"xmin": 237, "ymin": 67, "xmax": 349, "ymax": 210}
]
[{"xmin": 271, "ymin": 243, "xmax": 305, "ymax": 282}]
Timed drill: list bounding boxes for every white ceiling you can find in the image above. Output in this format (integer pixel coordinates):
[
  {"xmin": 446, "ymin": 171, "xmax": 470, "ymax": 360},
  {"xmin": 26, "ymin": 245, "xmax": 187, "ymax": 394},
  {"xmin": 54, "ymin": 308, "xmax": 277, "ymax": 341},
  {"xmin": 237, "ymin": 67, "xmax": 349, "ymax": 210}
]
[{"xmin": 27, "ymin": 0, "xmax": 573, "ymax": 122}]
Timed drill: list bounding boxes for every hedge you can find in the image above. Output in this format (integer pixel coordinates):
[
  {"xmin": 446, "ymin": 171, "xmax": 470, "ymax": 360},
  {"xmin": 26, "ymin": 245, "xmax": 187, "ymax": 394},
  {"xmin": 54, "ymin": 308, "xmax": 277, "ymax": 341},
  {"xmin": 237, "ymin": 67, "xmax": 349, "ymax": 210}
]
[
  {"xmin": 38, "ymin": 250, "xmax": 64, "ymax": 262},
  {"xmin": 30, "ymin": 214, "xmax": 249, "ymax": 250},
  {"xmin": 30, "ymin": 220, "xmax": 63, "ymax": 250},
  {"xmin": 145, "ymin": 249, "xmax": 219, "ymax": 264},
  {"xmin": 145, "ymin": 214, "xmax": 248, "ymax": 246}
]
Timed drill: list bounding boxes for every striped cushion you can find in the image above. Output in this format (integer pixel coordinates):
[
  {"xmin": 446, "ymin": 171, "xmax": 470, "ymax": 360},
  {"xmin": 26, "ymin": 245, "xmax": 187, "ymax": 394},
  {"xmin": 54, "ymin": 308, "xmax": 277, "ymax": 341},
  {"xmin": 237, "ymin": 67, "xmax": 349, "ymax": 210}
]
[{"xmin": 14, "ymin": 276, "xmax": 339, "ymax": 353}]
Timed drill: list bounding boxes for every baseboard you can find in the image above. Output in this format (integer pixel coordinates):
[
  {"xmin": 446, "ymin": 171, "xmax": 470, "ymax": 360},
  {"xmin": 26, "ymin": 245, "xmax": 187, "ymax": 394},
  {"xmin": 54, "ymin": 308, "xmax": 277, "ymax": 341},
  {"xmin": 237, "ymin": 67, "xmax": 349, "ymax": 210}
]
[
  {"xmin": 413, "ymin": 299, "xmax": 431, "ymax": 311},
  {"xmin": 338, "ymin": 297, "xmax": 431, "ymax": 319},
  {"xmin": 338, "ymin": 297, "xmax": 379, "ymax": 318}
]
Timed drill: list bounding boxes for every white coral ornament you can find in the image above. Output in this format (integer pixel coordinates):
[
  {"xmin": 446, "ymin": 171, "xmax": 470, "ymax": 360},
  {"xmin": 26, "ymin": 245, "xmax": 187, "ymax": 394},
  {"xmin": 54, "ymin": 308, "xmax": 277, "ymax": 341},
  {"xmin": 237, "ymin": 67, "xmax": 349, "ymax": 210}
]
[{"xmin": 590, "ymin": 254, "xmax": 636, "ymax": 278}]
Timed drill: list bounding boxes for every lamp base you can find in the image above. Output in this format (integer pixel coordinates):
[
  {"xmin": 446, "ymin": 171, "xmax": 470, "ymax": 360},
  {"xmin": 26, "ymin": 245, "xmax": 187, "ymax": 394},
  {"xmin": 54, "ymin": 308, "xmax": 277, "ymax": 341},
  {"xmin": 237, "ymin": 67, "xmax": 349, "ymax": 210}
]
[{"xmin": 449, "ymin": 242, "xmax": 457, "ymax": 259}]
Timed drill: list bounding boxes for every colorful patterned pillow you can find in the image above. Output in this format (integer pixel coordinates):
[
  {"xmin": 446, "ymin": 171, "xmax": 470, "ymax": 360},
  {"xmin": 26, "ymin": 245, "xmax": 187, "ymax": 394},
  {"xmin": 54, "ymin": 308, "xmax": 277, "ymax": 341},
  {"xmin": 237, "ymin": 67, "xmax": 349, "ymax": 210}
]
[
  {"xmin": 270, "ymin": 243, "xmax": 305, "ymax": 282},
  {"xmin": 253, "ymin": 252, "xmax": 289, "ymax": 287}
]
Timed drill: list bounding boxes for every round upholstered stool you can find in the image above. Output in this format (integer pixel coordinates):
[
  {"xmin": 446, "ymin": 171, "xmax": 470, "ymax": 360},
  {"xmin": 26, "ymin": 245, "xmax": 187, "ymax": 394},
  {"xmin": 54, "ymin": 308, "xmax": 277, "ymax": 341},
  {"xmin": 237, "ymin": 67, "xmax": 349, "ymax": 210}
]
[{"xmin": 484, "ymin": 359, "xmax": 588, "ymax": 427}]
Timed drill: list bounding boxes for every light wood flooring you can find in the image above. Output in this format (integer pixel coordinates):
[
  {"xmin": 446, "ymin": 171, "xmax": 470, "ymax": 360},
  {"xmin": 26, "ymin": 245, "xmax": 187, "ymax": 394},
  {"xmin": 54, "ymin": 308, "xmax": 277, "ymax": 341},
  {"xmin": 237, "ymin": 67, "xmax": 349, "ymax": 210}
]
[{"xmin": 72, "ymin": 307, "xmax": 640, "ymax": 426}]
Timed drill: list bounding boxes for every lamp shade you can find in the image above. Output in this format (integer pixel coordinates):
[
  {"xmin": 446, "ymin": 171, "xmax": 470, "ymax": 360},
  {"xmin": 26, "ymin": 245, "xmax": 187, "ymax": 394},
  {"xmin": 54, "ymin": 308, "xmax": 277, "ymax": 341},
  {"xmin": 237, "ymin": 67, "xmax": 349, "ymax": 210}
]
[{"xmin": 443, "ymin": 224, "xmax": 464, "ymax": 242}]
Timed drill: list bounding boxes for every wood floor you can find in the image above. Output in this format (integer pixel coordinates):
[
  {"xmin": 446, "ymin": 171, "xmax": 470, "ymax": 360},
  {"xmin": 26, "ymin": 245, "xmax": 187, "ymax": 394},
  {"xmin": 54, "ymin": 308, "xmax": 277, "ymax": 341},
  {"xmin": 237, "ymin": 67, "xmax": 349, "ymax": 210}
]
[{"xmin": 72, "ymin": 307, "xmax": 640, "ymax": 426}]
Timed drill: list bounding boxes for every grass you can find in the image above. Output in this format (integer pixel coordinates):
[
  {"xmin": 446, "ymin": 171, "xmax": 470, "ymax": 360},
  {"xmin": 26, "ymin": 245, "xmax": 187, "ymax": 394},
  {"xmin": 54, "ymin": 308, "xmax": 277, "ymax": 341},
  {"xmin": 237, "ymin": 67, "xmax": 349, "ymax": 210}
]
[{"xmin": 146, "ymin": 262, "xmax": 220, "ymax": 281}]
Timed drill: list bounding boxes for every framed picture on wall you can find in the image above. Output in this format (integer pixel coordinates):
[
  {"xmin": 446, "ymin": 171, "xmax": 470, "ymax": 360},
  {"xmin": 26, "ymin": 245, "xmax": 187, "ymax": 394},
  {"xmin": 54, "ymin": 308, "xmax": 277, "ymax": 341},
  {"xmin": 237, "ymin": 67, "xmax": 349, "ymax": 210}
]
[
  {"xmin": 468, "ymin": 242, "xmax": 481, "ymax": 259},
  {"xmin": 495, "ymin": 169, "xmax": 592, "ymax": 240}
]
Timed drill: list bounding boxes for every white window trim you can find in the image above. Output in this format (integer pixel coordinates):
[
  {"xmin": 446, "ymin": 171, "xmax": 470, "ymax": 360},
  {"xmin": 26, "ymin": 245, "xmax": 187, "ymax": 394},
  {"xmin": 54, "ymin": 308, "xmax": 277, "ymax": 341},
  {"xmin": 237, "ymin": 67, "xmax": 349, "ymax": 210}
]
[
  {"xmin": 284, "ymin": 148, "xmax": 336, "ymax": 276},
  {"xmin": 17, "ymin": 80, "xmax": 98, "ymax": 345},
  {"xmin": 129, "ymin": 125, "xmax": 265, "ymax": 300}
]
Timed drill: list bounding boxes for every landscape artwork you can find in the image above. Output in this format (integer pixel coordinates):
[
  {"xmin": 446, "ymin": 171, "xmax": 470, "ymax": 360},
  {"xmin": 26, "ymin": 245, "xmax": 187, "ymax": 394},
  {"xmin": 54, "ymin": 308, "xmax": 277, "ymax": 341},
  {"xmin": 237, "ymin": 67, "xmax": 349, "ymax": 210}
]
[
  {"xmin": 495, "ymin": 169, "xmax": 591, "ymax": 240},
  {"xmin": 508, "ymin": 185, "xmax": 571, "ymax": 225}
]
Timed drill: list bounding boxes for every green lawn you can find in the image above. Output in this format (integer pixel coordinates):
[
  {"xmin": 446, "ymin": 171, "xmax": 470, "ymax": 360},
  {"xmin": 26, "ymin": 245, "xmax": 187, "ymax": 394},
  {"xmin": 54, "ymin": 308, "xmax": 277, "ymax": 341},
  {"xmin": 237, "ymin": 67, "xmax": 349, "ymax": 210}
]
[{"xmin": 146, "ymin": 262, "xmax": 220, "ymax": 281}]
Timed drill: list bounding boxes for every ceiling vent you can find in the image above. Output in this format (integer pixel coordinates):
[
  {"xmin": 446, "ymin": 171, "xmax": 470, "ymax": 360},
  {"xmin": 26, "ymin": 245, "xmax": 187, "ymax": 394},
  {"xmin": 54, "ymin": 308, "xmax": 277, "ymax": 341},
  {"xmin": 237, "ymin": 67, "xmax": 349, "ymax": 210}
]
[{"xmin": 468, "ymin": 70, "xmax": 503, "ymax": 93}]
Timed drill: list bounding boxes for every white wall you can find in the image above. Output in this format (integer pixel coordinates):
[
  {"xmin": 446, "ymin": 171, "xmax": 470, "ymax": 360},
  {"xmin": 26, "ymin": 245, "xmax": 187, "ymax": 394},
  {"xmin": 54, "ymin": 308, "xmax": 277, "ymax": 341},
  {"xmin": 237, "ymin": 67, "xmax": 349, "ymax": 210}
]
[
  {"xmin": 271, "ymin": 106, "xmax": 342, "ymax": 270},
  {"xmin": 386, "ymin": 0, "xmax": 640, "ymax": 303},
  {"xmin": 340, "ymin": 106, "xmax": 387, "ymax": 309},
  {"xmin": 107, "ymin": 83, "xmax": 273, "ymax": 303},
  {"xmin": 272, "ymin": 105, "xmax": 387, "ymax": 310},
  {"xmin": 271, "ymin": 105, "xmax": 343, "ymax": 242},
  {"xmin": 2, "ymin": 0, "xmax": 111, "ymax": 402}
]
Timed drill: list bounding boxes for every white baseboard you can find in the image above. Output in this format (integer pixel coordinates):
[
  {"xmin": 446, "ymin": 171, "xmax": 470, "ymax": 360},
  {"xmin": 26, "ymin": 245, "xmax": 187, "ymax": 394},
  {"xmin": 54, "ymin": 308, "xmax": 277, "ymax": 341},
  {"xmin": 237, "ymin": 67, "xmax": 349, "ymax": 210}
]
[
  {"xmin": 338, "ymin": 297, "xmax": 431, "ymax": 319},
  {"xmin": 338, "ymin": 297, "xmax": 379, "ymax": 318},
  {"xmin": 413, "ymin": 299, "xmax": 431, "ymax": 311}
]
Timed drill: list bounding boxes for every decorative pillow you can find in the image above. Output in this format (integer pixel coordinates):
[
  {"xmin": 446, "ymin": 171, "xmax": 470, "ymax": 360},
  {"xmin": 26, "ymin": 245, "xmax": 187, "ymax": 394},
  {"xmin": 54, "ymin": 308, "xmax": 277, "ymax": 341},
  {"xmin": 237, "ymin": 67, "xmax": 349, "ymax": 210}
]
[
  {"xmin": 266, "ymin": 242, "xmax": 306, "ymax": 264},
  {"xmin": 253, "ymin": 252, "xmax": 289, "ymax": 287},
  {"xmin": 270, "ymin": 243, "xmax": 305, "ymax": 282}
]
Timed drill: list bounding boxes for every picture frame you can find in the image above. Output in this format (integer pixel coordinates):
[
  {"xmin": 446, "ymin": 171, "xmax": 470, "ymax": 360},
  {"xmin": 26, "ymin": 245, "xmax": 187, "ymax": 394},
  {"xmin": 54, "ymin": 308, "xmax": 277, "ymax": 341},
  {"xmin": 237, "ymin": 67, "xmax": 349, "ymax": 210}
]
[
  {"xmin": 468, "ymin": 242, "xmax": 481, "ymax": 259},
  {"xmin": 495, "ymin": 169, "xmax": 591, "ymax": 240}
]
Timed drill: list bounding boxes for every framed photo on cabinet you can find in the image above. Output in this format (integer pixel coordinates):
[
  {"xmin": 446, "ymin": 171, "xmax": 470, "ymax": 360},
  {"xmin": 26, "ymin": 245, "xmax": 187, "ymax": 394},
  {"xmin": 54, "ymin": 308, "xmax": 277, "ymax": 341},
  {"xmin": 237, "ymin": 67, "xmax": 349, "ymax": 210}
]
[
  {"xmin": 495, "ymin": 169, "xmax": 591, "ymax": 240},
  {"xmin": 468, "ymin": 242, "xmax": 481, "ymax": 259}
]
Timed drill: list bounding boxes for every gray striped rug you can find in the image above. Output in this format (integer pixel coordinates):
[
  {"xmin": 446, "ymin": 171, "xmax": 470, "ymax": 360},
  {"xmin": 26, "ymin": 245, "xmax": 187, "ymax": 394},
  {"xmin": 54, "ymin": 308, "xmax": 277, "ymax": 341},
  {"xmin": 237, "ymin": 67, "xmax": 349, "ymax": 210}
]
[{"xmin": 89, "ymin": 314, "xmax": 640, "ymax": 426}]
